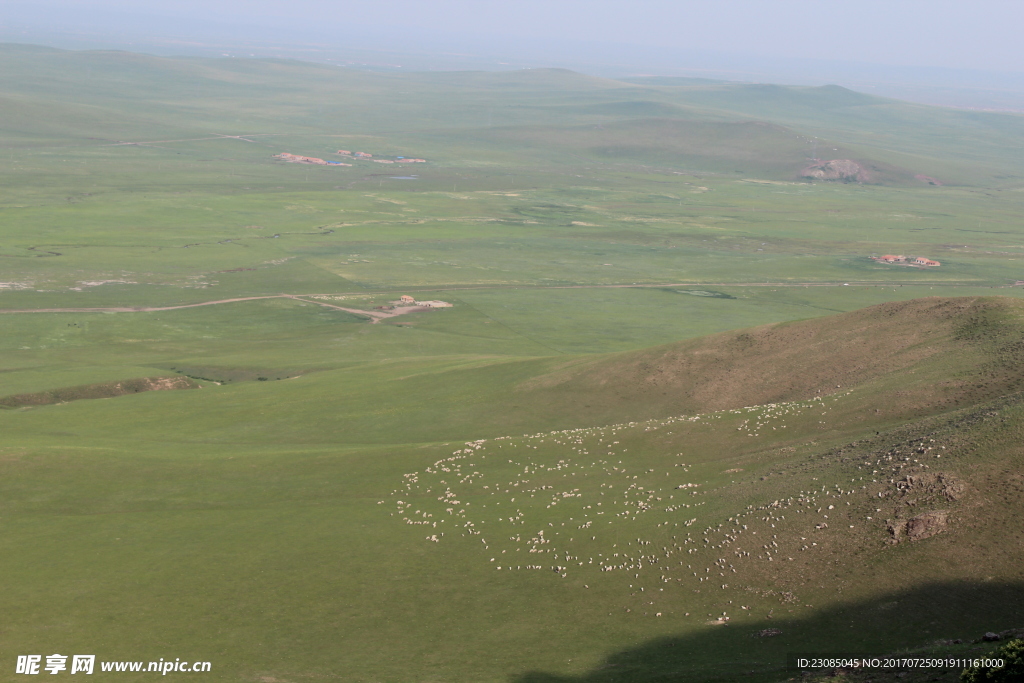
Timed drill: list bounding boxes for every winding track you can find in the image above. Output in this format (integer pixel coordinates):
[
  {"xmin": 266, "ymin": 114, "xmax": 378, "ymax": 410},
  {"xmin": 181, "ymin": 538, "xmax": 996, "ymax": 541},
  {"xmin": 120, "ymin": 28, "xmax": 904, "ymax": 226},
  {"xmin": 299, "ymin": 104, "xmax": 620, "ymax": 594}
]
[
  {"xmin": 0, "ymin": 281, "xmax": 1006, "ymax": 319},
  {"xmin": 0, "ymin": 294, "xmax": 429, "ymax": 323}
]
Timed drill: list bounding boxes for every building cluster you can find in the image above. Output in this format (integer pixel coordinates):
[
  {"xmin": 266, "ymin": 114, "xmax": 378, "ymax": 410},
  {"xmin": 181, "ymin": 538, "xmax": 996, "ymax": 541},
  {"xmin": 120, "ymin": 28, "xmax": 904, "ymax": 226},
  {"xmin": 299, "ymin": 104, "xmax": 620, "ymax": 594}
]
[
  {"xmin": 398, "ymin": 295, "xmax": 452, "ymax": 308},
  {"xmin": 337, "ymin": 150, "xmax": 426, "ymax": 163},
  {"xmin": 273, "ymin": 153, "xmax": 351, "ymax": 166},
  {"xmin": 873, "ymin": 254, "xmax": 941, "ymax": 267},
  {"xmin": 275, "ymin": 151, "xmax": 427, "ymax": 166}
]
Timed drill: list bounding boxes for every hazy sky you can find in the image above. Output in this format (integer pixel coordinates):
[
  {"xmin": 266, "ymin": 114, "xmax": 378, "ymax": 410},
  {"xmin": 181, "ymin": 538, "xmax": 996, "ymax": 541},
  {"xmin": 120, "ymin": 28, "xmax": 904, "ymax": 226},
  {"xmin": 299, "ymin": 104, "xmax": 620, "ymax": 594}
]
[{"xmin": 6, "ymin": 0, "xmax": 1024, "ymax": 73}]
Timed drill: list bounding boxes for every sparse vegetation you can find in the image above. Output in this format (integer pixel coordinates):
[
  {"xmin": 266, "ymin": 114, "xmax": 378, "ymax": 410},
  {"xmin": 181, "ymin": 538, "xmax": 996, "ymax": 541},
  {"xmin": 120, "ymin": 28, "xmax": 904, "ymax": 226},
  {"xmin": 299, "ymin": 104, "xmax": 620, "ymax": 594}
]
[{"xmin": 962, "ymin": 639, "xmax": 1024, "ymax": 682}]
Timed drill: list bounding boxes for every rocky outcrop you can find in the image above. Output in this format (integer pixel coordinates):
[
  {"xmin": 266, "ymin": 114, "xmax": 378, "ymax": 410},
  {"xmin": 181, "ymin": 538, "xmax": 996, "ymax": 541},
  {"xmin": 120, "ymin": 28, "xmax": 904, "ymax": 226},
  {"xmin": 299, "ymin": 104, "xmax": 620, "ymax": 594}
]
[
  {"xmin": 890, "ymin": 510, "xmax": 949, "ymax": 543},
  {"xmin": 800, "ymin": 159, "xmax": 870, "ymax": 183}
]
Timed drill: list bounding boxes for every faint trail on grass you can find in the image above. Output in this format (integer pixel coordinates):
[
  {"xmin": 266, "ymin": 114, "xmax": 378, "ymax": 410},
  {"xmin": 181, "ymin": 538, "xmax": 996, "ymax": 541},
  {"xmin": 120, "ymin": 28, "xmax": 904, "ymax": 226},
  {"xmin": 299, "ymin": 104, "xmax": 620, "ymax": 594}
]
[
  {"xmin": 0, "ymin": 293, "xmax": 427, "ymax": 324},
  {"xmin": 0, "ymin": 295, "xmax": 285, "ymax": 314},
  {"xmin": 0, "ymin": 280, "xmax": 1009, "ymax": 316},
  {"xmin": 446, "ymin": 296, "xmax": 567, "ymax": 354}
]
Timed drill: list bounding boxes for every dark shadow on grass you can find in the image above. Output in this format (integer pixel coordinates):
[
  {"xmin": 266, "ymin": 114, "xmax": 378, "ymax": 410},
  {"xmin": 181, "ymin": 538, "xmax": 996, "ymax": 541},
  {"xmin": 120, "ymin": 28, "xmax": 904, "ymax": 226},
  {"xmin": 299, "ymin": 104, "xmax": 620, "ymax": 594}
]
[{"xmin": 513, "ymin": 581, "xmax": 1024, "ymax": 683}]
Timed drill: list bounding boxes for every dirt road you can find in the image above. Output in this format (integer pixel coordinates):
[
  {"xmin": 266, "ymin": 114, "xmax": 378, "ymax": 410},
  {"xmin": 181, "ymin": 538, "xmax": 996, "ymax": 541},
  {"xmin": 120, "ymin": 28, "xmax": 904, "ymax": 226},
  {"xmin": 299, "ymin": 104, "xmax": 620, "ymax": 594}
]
[
  {"xmin": 0, "ymin": 294, "xmax": 431, "ymax": 324},
  {"xmin": 0, "ymin": 280, "xmax": 1003, "ymax": 318}
]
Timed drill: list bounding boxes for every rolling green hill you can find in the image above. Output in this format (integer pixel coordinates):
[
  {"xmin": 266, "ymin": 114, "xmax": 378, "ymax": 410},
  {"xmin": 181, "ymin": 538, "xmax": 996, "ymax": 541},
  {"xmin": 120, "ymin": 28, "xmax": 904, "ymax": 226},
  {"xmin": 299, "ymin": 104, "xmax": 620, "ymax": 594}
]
[
  {"xmin": 2, "ymin": 297, "xmax": 1023, "ymax": 682},
  {"xmin": 2, "ymin": 43, "xmax": 1023, "ymax": 183}
]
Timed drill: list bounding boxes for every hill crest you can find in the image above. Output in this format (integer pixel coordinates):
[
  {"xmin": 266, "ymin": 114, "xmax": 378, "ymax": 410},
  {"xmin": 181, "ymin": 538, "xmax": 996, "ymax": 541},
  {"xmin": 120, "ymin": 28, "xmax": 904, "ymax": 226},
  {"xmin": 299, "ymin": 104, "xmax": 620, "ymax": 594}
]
[{"xmin": 516, "ymin": 296, "xmax": 1024, "ymax": 424}]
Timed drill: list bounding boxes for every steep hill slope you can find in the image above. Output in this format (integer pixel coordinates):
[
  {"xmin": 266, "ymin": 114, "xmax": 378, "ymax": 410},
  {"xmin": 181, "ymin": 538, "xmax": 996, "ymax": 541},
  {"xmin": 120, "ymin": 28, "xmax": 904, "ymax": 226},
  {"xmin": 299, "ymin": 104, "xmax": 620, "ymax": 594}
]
[
  {"xmin": 515, "ymin": 296, "xmax": 1024, "ymax": 430},
  {"xmin": 374, "ymin": 297, "xmax": 1024, "ymax": 681}
]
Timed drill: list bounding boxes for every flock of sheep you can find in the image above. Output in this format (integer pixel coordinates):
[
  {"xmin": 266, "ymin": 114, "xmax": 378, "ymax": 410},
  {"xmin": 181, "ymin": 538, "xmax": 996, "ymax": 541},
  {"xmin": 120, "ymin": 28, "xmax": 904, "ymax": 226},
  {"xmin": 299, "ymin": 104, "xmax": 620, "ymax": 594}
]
[{"xmin": 384, "ymin": 391, "xmax": 917, "ymax": 620}]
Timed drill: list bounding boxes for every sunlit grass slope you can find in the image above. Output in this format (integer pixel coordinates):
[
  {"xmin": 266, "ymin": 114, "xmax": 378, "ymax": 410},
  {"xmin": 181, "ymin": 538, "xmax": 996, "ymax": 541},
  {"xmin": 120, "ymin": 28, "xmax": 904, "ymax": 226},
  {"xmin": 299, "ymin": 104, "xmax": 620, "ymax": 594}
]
[
  {"xmin": 5, "ymin": 296, "xmax": 1020, "ymax": 444},
  {"xmin": 1, "ymin": 298, "xmax": 1023, "ymax": 681}
]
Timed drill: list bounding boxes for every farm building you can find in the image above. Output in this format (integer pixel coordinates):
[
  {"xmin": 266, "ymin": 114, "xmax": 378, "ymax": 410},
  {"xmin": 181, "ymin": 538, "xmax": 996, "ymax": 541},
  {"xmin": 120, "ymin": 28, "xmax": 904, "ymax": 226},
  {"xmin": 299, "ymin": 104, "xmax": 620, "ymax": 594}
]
[
  {"xmin": 274, "ymin": 153, "xmax": 329, "ymax": 165},
  {"xmin": 417, "ymin": 300, "xmax": 453, "ymax": 308},
  {"xmin": 331, "ymin": 150, "xmax": 425, "ymax": 163},
  {"xmin": 399, "ymin": 295, "xmax": 415, "ymax": 304},
  {"xmin": 872, "ymin": 254, "xmax": 939, "ymax": 267}
]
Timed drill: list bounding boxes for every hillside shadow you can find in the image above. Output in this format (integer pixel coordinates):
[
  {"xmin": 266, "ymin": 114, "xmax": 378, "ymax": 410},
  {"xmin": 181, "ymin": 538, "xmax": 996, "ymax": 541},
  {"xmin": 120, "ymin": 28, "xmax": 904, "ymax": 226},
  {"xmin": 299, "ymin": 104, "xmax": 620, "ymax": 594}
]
[{"xmin": 513, "ymin": 581, "xmax": 1024, "ymax": 683}]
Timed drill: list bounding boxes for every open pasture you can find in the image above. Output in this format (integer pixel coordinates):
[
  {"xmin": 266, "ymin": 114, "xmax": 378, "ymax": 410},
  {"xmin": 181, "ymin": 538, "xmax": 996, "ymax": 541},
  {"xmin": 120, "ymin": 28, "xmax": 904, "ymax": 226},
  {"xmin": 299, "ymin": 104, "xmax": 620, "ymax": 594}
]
[
  {"xmin": 2, "ymin": 44, "xmax": 1024, "ymax": 681},
  {"xmin": 3, "ymin": 307, "xmax": 1023, "ymax": 680}
]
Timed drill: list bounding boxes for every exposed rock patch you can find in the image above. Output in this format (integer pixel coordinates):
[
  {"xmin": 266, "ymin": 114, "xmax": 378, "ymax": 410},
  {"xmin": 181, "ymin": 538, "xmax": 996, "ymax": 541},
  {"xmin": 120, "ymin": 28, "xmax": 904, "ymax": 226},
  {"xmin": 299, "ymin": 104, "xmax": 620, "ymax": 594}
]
[
  {"xmin": 897, "ymin": 472, "xmax": 965, "ymax": 502},
  {"xmin": 904, "ymin": 510, "xmax": 948, "ymax": 541},
  {"xmin": 800, "ymin": 159, "xmax": 870, "ymax": 183},
  {"xmin": 887, "ymin": 510, "xmax": 949, "ymax": 543}
]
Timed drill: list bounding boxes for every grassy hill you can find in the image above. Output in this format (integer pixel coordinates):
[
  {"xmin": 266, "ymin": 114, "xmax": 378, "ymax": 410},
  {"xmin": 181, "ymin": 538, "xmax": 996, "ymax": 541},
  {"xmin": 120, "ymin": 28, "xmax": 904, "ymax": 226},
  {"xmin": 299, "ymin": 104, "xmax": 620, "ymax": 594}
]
[
  {"xmin": 515, "ymin": 296, "xmax": 1024, "ymax": 422},
  {"xmin": 2, "ymin": 297, "xmax": 1023, "ymax": 681},
  {"xmin": 460, "ymin": 118, "xmax": 922, "ymax": 182},
  {"xmin": 2, "ymin": 43, "xmax": 1023, "ymax": 183}
]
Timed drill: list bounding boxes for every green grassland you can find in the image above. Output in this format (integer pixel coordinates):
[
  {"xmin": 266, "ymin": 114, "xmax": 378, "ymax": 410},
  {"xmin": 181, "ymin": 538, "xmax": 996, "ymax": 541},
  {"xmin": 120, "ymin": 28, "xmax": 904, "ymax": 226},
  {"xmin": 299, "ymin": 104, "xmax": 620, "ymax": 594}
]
[{"xmin": 2, "ymin": 43, "xmax": 1024, "ymax": 681}]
